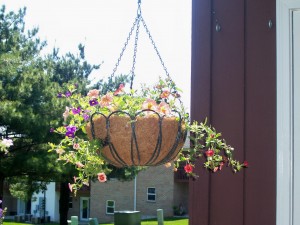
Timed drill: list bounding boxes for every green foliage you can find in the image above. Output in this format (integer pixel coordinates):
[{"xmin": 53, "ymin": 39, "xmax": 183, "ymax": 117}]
[
  {"xmin": 7, "ymin": 177, "xmax": 47, "ymax": 202},
  {"xmin": 0, "ymin": 5, "xmax": 99, "ymax": 188},
  {"xmin": 93, "ymin": 74, "xmax": 130, "ymax": 94},
  {"xmin": 175, "ymin": 119, "xmax": 248, "ymax": 177}
]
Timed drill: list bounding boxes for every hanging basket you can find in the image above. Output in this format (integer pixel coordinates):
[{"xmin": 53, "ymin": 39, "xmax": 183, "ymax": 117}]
[
  {"xmin": 86, "ymin": 110, "xmax": 186, "ymax": 167},
  {"xmin": 83, "ymin": 0, "xmax": 188, "ymax": 168}
]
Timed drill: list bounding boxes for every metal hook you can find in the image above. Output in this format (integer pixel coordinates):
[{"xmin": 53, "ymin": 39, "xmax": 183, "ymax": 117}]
[
  {"xmin": 268, "ymin": 19, "xmax": 273, "ymax": 29},
  {"xmin": 137, "ymin": 0, "xmax": 142, "ymax": 16},
  {"xmin": 215, "ymin": 20, "xmax": 221, "ymax": 32}
]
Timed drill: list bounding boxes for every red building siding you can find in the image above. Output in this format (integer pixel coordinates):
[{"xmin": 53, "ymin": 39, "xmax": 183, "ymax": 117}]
[{"xmin": 190, "ymin": 0, "xmax": 276, "ymax": 225}]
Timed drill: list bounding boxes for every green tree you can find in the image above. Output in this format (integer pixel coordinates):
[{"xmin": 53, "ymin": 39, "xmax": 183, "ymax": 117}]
[
  {"xmin": 0, "ymin": 5, "xmax": 136, "ymax": 225},
  {"xmin": 0, "ymin": 5, "xmax": 99, "ymax": 223}
]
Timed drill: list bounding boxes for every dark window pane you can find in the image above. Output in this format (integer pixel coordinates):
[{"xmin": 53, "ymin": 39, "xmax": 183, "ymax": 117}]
[
  {"xmin": 148, "ymin": 188, "xmax": 155, "ymax": 194},
  {"xmin": 107, "ymin": 207, "xmax": 114, "ymax": 214},
  {"xmin": 148, "ymin": 194, "xmax": 156, "ymax": 201}
]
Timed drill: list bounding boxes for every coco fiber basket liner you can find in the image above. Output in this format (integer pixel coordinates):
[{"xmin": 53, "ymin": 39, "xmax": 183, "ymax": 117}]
[{"xmin": 86, "ymin": 111, "xmax": 186, "ymax": 167}]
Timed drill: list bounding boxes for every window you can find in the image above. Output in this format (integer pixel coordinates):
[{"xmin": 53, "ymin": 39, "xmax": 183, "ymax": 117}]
[
  {"xmin": 106, "ymin": 200, "xmax": 115, "ymax": 214},
  {"xmin": 69, "ymin": 197, "xmax": 73, "ymax": 209},
  {"xmin": 147, "ymin": 187, "xmax": 156, "ymax": 202}
]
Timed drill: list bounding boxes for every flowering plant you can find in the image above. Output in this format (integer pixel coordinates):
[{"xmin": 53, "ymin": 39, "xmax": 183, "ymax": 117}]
[
  {"xmin": 49, "ymin": 77, "xmax": 247, "ymax": 193},
  {"xmin": 0, "ymin": 200, "xmax": 6, "ymax": 225},
  {"xmin": 174, "ymin": 120, "xmax": 248, "ymax": 178},
  {"xmin": 0, "ymin": 138, "xmax": 13, "ymax": 154},
  {"xmin": 0, "ymin": 139, "xmax": 12, "ymax": 225}
]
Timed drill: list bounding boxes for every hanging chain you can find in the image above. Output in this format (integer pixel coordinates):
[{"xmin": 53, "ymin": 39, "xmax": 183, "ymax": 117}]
[
  {"xmin": 110, "ymin": 17, "xmax": 139, "ymax": 79},
  {"xmin": 110, "ymin": 0, "xmax": 173, "ymax": 89},
  {"xmin": 130, "ymin": 15, "xmax": 141, "ymax": 89},
  {"xmin": 140, "ymin": 17, "xmax": 171, "ymax": 80}
]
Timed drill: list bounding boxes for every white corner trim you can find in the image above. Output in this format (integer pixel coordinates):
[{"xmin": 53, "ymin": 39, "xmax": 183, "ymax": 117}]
[{"xmin": 276, "ymin": 1, "xmax": 300, "ymax": 225}]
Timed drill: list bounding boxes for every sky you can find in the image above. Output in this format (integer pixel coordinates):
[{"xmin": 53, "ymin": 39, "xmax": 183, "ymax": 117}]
[{"xmin": 2, "ymin": 0, "xmax": 192, "ymax": 110}]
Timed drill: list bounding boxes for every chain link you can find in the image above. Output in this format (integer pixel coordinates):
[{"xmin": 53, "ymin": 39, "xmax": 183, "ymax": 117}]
[
  {"xmin": 141, "ymin": 17, "xmax": 171, "ymax": 80},
  {"xmin": 110, "ymin": 0, "xmax": 173, "ymax": 89},
  {"xmin": 130, "ymin": 16, "xmax": 141, "ymax": 89},
  {"xmin": 110, "ymin": 17, "xmax": 139, "ymax": 79}
]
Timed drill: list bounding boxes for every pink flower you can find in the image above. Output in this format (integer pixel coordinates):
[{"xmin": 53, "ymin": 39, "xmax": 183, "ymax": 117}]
[
  {"xmin": 97, "ymin": 172, "xmax": 107, "ymax": 183},
  {"xmin": 100, "ymin": 93, "xmax": 113, "ymax": 107},
  {"xmin": 114, "ymin": 84, "xmax": 125, "ymax": 95},
  {"xmin": 205, "ymin": 149, "xmax": 214, "ymax": 157},
  {"xmin": 73, "ymin": 143, "xmax": 80, "ymax": 150},
  {"xmin": 68, "ymin": 183, "xmax": 73, "ymax": 192},
  {"xmin": 158, "ymin": 102, "xmax": 171, "ymax": 115},
  {"xmin": 213, "ymin": 167, "xmax": 218, "ymax": 172},
  {"xmin": 164, "ymin": 162, "xmax": 172, "ymax": 168},
  {"xmin": 56, "ymin": 148, "xmax": 65, "ymax": 155},
  {"xmin": 73, "ymin": 176, "xmax": 77, "ymax": 182},
  {"xmin": 76, "ymin": 162, "xmax": 84, "ymax": 168},
  {"xmin": 63, "ymin": 107, "xmax": 70, "ymax": 121},
  {"xmin": 243, "ymin": 161, "xmax": 249, "ymax": 167},
  {"xmin": 142, "ymin": 99, "xmax": 158, "ymax": 111},
  {"xmin": 87, "ymin": 89, "xmax": 100, "ymax": 99},
  {"xmin": 184, "ymin": 164, "xmax": 193, "ymax": 173},
  {"xmin": 219, "ymin": 162, "xmax": 224, "ymax": 170},
  {"xmin": 160, "ymin": 90, "xmax": 170, "ymax": 99}
]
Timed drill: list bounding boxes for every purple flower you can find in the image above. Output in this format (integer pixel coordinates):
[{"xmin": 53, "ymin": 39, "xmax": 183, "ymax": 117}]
[
  {"xmin": 57, "ymin": 92, "xmax": 63, "ymax": 98},
  {"xmin": 65, "ymin": 91, "xmax": 72, "ymax": 98},
  {"xmin": 83, "ymin": 114, "xmax": 90, "ymax": 121},
  {"xmin": 66, "ymin": 125, "xmax": 77, "ymax": 133},
  {"xmin": 65, "ymin": 131, "xmax": 75, "ymax": 138},
  {"xmin": 72, "ymin": 107, "xmax": 81, "ymax": 115},
  {"xmin": 49, "ymin": 128, "xmax": 54, "ymax": 133},
  {"xmin": 65, "ymin": 125, "xmax": 77, "ymax": 138},
  {"xmin": 89, "ymin": 99, "xmax": 99, "ymax": 106}
]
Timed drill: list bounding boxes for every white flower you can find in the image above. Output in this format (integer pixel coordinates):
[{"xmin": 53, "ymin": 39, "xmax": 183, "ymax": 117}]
[
  {"xmin": 1, "ymin": 138, "xmax": 13, "ymax": 147},
  {"xmin": 63, "ymin": 106, "xmax": 70, "ymax": 121}
]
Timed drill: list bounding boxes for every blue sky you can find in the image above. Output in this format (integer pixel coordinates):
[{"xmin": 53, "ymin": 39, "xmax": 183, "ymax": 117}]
[{"xmin": 2, "ymin": 0, "xmax": 191, "ymax": 110}]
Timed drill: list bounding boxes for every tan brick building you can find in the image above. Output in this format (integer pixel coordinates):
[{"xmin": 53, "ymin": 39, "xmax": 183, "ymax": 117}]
[
  {"xmin": 2, "ymin": 165, "xmax": 188, "ymax": 223},
  {"xmin": 90, "ymin": 165, "xmax": 188, "ymax": 223}
]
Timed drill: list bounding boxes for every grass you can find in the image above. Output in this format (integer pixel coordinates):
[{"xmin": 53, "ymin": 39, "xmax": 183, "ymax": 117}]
[
  {"xmin": 3, "ymin": 217, "xmax": 188, "ymax": 225},
  {"xmin": 100, "ymin": 217, "xmax": 188, "ymax": 225}
]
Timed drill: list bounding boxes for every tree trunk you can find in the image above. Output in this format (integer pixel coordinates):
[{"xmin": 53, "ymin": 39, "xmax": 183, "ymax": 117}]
[{"xmin": 59, "ymin": 182, "xmax": 70, "ymax": 225}]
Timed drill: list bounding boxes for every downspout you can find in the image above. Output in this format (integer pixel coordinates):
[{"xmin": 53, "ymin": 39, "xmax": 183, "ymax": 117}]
[{"xmin": 134, "ymin": 175, "xmax": 137, "ymax": 211}]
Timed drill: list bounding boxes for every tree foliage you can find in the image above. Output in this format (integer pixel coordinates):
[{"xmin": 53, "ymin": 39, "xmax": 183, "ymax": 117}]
[
  {"xmin": 0, "ymin": 5, "xmax": 100, "ymax": 200},
  {"xmin": 0, "ymin": 6, "xmax": 140, "ymax": 220}
]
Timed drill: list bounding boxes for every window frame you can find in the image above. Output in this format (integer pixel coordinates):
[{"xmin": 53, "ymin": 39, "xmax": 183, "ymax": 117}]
[
  {"xmin": 147, "ymin": 187, "xmax": 156, "ymax": 202},
  {"xmin": 106, "ymin": 200, "xmax": 115, "ymax": 215}
]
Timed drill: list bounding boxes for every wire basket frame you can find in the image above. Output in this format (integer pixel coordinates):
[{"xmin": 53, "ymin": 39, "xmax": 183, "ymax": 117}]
[{"xmin": 86, "ymin": 110, "xmax": 187, "ymax": 167}]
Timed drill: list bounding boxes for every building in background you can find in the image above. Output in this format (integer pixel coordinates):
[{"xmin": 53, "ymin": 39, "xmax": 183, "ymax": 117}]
[{"xmin": 2, "ymin": 165, "xmax": 188, "ymax": 223}]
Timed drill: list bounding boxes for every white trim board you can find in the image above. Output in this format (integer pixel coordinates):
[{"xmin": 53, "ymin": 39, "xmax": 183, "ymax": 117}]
[{"xmin": 276, "ymin": 1, "xmax": 300, "ymax": 225}]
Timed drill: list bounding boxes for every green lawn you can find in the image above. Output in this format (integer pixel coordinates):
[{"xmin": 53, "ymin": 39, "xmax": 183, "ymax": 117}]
[
  {"xmin": 3, "ymin": 217, "xmax": 188, "ymax": 225},
  {"xmin": 100, "ymin": 217, "xmax": 188, "ymax": 225}
]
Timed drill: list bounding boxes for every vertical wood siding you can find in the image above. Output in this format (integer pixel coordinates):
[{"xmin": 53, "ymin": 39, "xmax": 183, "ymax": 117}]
[{"xmin": 190, "ymin": 0, "xmax": 276, "ymax": 224}]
